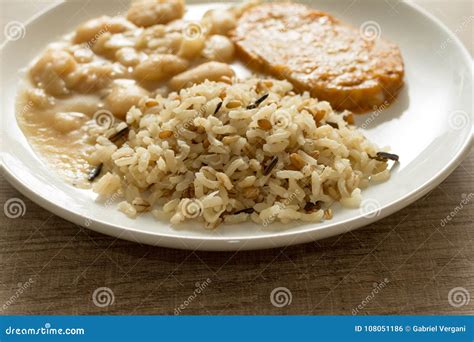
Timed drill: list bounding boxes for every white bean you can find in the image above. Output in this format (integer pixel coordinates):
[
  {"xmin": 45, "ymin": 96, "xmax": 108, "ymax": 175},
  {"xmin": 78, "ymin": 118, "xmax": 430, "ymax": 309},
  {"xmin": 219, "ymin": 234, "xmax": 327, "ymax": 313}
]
[
  {"xmin": 202, "ymin": 9, "xmax": 237, "ymax": 35},
  {"xmin": 24, "ymin": 88, "xmax": 55, "ymax": 109},
  {"xmin": 65, "ymin": 62, "xmax": 126, "ymax": 93},
  {"xmin": 70, "ymin": 46, "xmax": 94, "ymax": 63},
  {"xmin": 115, "ymin": 47, "xmax": 141, "ymax": 67},
  {"xmin": 133, "ymin": 54, "xmax": 189, "ymax": 82},
  {"xmin": 202, "ymin": 35, "xmax": 235, "ymax": 62},
  {"xmin": 177, "ymin": 35, "xmax": 205, "ymax": 59},
  {"xmin": 53, "ymin": 112, "xmax": 87, "ymax": 133},
  {"xmin": 30, "ymin": 50, "xmax": 77, "ymax": 96},
  {"xmin": 73, "ymin": 16, "xmax": 134, "ymax": 44},
  {"xmin": 169, "ymin": 62, "xmax": 235, "ymax": 91},
  {"xmin": 105, "ymin": 81, "xmax": 149, "ymax": 119},
  {"xmin": 127, "ymin": 0, "xmax": 185, "ymax": 27},
  {"xmin": 92, "ymin": 32, "xmax": 137, "ymax": 59}
]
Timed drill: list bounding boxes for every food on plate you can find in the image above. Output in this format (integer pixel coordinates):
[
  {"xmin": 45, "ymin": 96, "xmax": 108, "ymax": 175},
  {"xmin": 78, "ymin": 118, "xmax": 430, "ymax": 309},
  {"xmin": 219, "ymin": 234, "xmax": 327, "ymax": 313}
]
[
  {"xmin": 17, "ymin": 0, "xmax": 238, "ymax": 185},
  {"xmin": 133, "ymin": 54, "xmax": 189, "ymax": 81},
  {"xmin": 169, "ymin": 61, "xmax": 235, "ymax": 90},
  {"xmin": 105, "ymin": 81, "xmax": 149, "ymax": 119},
  {"xmin": 127, "ymin": 0, "xmax": 185, "ymax": 27},
  {"xmin": 201, "ymin": 35, "xmax": 236, "ymax": 62},
  {"xmin": 89, "ymin": 78, "xmax": 393, "ymax": 228},
  {"xmin": 26, "ymin": 3, "xmax": 237, "ymax": 98},
  {"xmin": 73, "ymin": 16, "xmax": 136, "ymax": 44},
  {"xmin": 200, "ymin": 0, "xmax": 259, "ymax": 35},
  {"xmin": 16, "ymin": 0, "xmax": 400, "ymax": 227},
  {"xmin": 231, "ymin": 2, "xmax": 405, "ymax": 112}
]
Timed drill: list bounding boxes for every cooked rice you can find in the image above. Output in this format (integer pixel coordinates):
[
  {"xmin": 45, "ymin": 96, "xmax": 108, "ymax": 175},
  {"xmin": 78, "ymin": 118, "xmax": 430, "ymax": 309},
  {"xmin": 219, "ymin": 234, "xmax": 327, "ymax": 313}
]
[{"xmin": 89, "ymin": 78, "xmax": 390, "ymax": 228}]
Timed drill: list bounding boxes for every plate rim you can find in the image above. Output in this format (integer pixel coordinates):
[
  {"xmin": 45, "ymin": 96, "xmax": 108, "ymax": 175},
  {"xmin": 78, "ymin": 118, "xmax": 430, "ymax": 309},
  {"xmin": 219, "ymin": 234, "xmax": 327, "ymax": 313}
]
[{"xmin": 1, "ymin": 0, "xmax": 473, "ymax": 251}]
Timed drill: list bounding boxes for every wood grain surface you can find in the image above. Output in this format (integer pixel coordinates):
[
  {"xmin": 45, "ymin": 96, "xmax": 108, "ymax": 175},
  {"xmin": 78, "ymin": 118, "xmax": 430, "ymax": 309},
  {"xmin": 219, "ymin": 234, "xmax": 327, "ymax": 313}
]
[{"xmin": 1, "ymin": 151, "xmax": 472, "ymax": 315}]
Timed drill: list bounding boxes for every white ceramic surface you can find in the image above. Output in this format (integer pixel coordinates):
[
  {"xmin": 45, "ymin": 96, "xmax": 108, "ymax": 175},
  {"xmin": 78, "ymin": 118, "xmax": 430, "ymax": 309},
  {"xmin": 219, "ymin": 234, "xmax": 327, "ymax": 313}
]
[{"xmin": 1, "ymin": 0, "xmax": 472, "ymax": 251}]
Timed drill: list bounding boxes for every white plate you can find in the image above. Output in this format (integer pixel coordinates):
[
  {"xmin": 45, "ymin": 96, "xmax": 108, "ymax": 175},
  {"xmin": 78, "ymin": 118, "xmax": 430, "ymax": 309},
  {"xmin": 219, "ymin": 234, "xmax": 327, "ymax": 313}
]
[{"xmin": 1, "ymin": 0, "xmax": 472, "ymax": 251}]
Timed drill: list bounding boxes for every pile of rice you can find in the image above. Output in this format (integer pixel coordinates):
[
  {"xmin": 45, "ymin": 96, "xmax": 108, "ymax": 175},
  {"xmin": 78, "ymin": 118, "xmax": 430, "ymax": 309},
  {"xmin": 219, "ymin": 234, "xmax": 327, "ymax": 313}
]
[{"xmin": 89, "ymin": 78, "xmax": 390, "ymax": 228}]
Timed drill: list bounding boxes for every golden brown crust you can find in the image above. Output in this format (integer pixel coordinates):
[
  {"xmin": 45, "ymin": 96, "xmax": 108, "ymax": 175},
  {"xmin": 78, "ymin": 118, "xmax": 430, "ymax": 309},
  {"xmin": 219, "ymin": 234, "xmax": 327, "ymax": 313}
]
[{"xmin": 231, "ymin": 2, "xmax": 405, "ymax": 112}]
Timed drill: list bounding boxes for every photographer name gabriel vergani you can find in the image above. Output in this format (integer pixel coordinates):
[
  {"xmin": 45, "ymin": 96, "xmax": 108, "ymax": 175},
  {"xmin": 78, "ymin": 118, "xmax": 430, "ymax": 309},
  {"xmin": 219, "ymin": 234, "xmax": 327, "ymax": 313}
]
[{"xmin": 412, "ymin": 325, "xmax": 467, "ymax": 334}]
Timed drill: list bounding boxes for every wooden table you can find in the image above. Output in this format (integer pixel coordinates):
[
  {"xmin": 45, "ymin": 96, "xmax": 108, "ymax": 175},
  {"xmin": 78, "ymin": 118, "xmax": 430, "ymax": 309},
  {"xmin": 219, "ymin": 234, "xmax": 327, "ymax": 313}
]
[{"xmin": 1, "ymin": 0, "xmax": 473, "ymax": 315}]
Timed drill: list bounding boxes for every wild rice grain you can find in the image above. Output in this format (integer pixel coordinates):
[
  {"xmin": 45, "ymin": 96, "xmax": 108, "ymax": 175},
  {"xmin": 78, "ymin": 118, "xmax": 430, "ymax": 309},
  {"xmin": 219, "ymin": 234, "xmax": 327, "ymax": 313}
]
[
  {"xmin": 235, "ymin": 208, "xmax": 255, "ymax": 215},
  {"xmin": 247, "ymin": 93, "xmax": 269, "ymax": 109},
  {"xmin": 109, "ymin": 126, "xmax": 129, "ymax": 143},
  {"xmin": 263, "ymin": 156, "xmax": 279, "ymax": 176},
  {"xmin": 88, "ymin": 163, "xmax": 103, "ymax": 182},
  {"xmin": 304, "ymin": 202, "xmax": 321, "ymax": 212},
  {"xmin": 214, "ymin": 101, "xmax": 223, "ymax": 114},
  {"xmin": 374, "ymin": 152, "xmax": 399, "ymax": 162}
]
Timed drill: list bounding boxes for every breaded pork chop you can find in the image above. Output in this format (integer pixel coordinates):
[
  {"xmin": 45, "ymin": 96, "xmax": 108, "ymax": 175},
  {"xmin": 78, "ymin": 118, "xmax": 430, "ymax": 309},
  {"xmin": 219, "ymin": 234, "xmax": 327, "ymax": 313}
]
[{"xmin": 231, "ymin": 3, "xmax": 404, "ymax": 112}]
